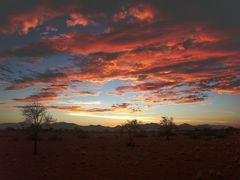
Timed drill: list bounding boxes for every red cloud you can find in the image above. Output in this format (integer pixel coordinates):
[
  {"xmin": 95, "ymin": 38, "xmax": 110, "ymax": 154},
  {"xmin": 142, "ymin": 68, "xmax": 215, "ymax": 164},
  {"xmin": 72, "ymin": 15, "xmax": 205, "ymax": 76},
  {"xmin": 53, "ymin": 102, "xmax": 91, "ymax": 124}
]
[
  {"xmin": 12, "ymin": 83, "xmax": 100, "ymax": 102},
  {"xmin": 14, "ymin": 92, "xmax": 59, "ymax": 102},
  {"xmin": 0, "ymin": 3, "xmax": 62, "ymax": 34},
  {"xmin": 13, "ymin": 84, "xmax": 69, "ymax": 102},
  {"xmin": 1, "ymin": 21, "xmax": 205, "ymax": 57},
  {"xmin": 143, "ymin": 94, "xmax": 207, "ymax": 105},
  {"xmin": 41, "ymin": 84, "xmax": 68, "ymax": 92},
  {"xmin": 66, "ymin": 13, "xmax": 90, "ymax": 27},
  {"xmin": 113, "ymin": 2, "xmax": 158, "ymax": 22},
  {"xmin": 0, "ymin": 0, "xmax": 239, "ymax": 107},
  {"xmin": 129, "ymin": 3, "xmax": 158, "ymax": 22},
  {"xmin": 0, "ymin": 0, "xmax": 133, "ymax": 34},
  {"xmin": 116, "ymin": 81, "xmax": 178, "ymax": 93},
  {"xmin": 0, "ymin": 102, "xmax": 145, "ymax": 114}
]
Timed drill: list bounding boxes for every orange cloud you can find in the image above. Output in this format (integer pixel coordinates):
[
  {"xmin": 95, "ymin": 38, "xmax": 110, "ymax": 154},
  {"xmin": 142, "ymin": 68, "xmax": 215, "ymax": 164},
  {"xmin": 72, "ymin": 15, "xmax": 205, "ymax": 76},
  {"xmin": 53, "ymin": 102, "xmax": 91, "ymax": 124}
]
[
  {"xmin": 0, "ymin": 0, "xmax": 239, "ymax": 108},
  {"xmin": 45, "ymin": 103, "xmax": 139, "ymax": 113},
  {"xmin": 66, "ymin": 13, "xmax": 90, "ymax": 27},
  {"xmin": 129, "ymin": 3, "xmax": 157, "ymax": 22},
  {"xmin": 14, "ymin": 92, "xmax": 59, "ymax": 102},
  {"xmin": 113, "ymin": 2, "xmax": 158, "ymax": 22},
  {"xmin": 0, "ymin": 3, "xmax": 62, "ymax": 34},
  {"xmin": 41, "ymin": 84, "xmax": 68, "ymax": 92}
]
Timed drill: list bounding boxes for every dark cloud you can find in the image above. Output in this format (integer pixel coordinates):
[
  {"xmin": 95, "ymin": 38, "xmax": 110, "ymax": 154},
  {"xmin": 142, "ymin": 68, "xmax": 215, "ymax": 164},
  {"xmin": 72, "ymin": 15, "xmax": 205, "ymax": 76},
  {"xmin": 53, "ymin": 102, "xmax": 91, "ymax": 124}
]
[
  {"xmin": 0, "ymin": 0, "xmax": 126, "ymax": 34},
  {"xmin": 14, "ymin": 91, "xmax": 59, "ymax": 102},
  {"xmin": 143, "ymin": 92, "xmax": 208, "ymax": 105},
  {"xmin": 116, "ymin": 81, "xmax": 178, "ymax": 94},
  {"xmin": 135, "ymin": 56, "xmax": 229, "ymax": 75},
  {"xmin": 76, "ymin": 91, "xmax": 98, "ymax": 96},
  {"xmin": 5, "ymin": 69, "xmax": 67, "ymax": 91},
  {"xmin": 0, "ymin": 41, "xmax": 59, "ymax": 58},
  {"xmin": 0, "ymin": 0, "xmax": 239, "ymax": 107},
  {"xmin": 147, "ymin": 0, "xmax": 240, "ymax": 26},
  {"xmin": 0, "ymin": 0, "xmax": 239, "ymax": 34}
]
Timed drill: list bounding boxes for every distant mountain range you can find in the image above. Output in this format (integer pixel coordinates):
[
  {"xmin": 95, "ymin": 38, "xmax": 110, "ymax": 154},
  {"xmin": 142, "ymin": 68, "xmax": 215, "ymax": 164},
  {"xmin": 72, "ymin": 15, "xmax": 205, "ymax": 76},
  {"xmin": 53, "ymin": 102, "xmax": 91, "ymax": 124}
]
[{"xmin": 0, "ymin": 122, "xmax": 231, "ymax": 131}]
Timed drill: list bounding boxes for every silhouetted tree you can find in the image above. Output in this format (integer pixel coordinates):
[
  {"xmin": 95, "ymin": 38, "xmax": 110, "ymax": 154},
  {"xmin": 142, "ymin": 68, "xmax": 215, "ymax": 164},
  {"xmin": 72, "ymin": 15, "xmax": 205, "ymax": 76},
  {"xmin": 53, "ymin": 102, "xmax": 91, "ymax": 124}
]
[
  {"xmin": 21, "ymin": 102, "xmax": 55, "ymax": 155},
  {"xmin": 159, "ymin": 116, "xmax": 176, "ymax": 139},
  {"xmin": 43, "ymin": 113, "xmax": 56, "ymax": 130},
  {"xmin": 122, "ymin": 119, "xmax": 141, "ymax": 146}
]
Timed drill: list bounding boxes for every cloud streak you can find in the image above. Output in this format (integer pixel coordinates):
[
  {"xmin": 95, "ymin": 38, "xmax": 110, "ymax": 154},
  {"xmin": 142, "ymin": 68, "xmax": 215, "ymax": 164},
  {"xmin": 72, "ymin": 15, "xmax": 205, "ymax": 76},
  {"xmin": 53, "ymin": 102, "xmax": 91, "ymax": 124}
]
[{"xmin": 0, "ymin": 0, "xmax": 239, "ymax": 114}]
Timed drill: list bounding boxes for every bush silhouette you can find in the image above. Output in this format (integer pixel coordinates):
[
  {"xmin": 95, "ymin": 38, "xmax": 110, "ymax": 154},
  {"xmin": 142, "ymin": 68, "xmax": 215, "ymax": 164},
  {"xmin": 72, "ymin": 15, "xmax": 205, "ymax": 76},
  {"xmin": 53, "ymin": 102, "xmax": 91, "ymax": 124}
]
[
  {"xmin": 159, "ymin": 116, "xmax": 176, "ymax": 139},
  {"xmin": 122, "ymin": 119, "xmax": 141, "ymax": 146}
]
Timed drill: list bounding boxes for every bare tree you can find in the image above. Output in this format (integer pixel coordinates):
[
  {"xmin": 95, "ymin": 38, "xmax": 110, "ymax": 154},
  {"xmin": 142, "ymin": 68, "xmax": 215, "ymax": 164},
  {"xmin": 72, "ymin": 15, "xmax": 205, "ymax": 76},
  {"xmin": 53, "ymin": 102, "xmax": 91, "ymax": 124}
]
[
  {"xmin": 21, "ymin": 102, "xmax": 55, "ymax": 155},
  {"xmin": 122, "ymin": 119, "xmax": 141, "ymax": 146},
  {"xmin": 159, "ymin": 116, "xmax": 176, "ymax": 140},
  {"xmin": 43, "ymin": 113, "xmax": 56, "ymax": 130}
]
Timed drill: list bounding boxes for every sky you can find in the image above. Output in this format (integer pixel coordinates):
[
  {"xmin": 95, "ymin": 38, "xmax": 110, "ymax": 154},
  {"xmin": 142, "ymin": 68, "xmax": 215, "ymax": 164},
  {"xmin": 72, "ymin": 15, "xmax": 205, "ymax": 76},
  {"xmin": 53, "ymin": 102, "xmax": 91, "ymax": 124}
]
[{"xmin": 0, "ymin": 0, "xmax": 239, "ymax": 127}]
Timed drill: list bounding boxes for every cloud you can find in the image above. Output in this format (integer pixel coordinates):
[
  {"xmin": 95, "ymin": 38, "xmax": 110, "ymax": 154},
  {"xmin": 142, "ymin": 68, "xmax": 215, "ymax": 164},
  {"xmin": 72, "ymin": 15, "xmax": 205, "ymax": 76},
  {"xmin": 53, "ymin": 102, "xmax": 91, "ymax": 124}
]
[
  {"xmin": 142, "ymin": 92, "xmax": 208, "ymax": 105},
  {"xmin": 12, "ymin": 82, "xmax": 100, "ymax": 102},
  {"xmin": 116, "ymin": 81, "xmax": 178, "ymax": 94},
  {"xmin": 45, "ymin": 103, "xmax": 141, "ymax": 113},
  {"xmin": 1, "ymin": 0, "xmax": 240, "ymax": 34},
  {"xmin": 76, "ymin": 91, "xmax": 99, "ymax": 96},
  {"xmin": 113, "ymin": 2, "xmax": 158, "ymax": 22},
  {"xmin": 112, "ymin": 55, "xmax": 239, "ymax": 104},
  {"xmin": 0, "ymin": 0, "xmax": 239, "ymax": 109},
  {"xmin": 55, "ymin": 100, "xmax": 102, "ymax": 105},
  {"xmin": 0, "ymin": 20, "xmax": 204, "ymax": 58},
  {"xmin": 0, "ymin": 0, "xmax": 125, "ymax": 34},
  {"xmin": 14, "ymin": 92, "xmax": 59, "ymax": 102},
  {"xmin": 1, "ymin": 102, "xmax": 147, "ymax": 115},
  {"xmin": 0, "ymin": 1, "xmax": 57, "ymax": 34},
  {"xmin": 0, "ymin": 41, "xmax": 59, "ymax": 59},
  {"xmin": 41, "ymin": 84, "xmax": 68, "ymax": 92},
  {"xmin": 3, "ymin": 47, "xmax": 239, "ymax": 104},
  {"xmin": 129, "ymin": 3, "xmax": 158, "ymax": 22},
  {"xmin": 4, "ymin": 70, "xmax": 67, "ymax": 91},
  {"xmin": 66, "ymin": 13, "xmax": 90, "ymax": 27}
]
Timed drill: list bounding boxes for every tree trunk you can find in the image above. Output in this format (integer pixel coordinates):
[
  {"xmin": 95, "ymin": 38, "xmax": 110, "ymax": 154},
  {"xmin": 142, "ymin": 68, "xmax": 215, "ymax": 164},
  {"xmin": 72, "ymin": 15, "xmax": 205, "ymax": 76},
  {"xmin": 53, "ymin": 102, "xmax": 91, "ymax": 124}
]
[
  {"xmin": 166, "ymin": 135, "xmax": 169, "ymax": 140},
  {"xmin": 128, "ymin": 132, "xmax": 134, "ymax": 146},
  {"xmin": 34, "ymin": 138, "xmax": 38, "ymax": 155},
  {"xmin": 33, "ymin": 130, "xmax": 38, "ymax": 155}
]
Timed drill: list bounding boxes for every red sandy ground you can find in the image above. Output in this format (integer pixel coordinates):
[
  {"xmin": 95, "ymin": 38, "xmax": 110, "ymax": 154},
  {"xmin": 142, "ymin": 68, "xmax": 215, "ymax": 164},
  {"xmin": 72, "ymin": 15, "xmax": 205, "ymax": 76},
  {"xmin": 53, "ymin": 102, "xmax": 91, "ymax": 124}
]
[{"xmin": 0, "ymin": 132, "xmax": 240, "ymax": 180}]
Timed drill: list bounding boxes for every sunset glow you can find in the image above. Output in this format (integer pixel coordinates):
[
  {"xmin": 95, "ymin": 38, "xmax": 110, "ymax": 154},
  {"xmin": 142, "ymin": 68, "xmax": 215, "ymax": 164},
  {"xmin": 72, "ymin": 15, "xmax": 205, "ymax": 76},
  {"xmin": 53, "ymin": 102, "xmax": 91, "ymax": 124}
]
[{"xmin": 0, "ymin": 0, "xmax": 239, "ymax": 126}]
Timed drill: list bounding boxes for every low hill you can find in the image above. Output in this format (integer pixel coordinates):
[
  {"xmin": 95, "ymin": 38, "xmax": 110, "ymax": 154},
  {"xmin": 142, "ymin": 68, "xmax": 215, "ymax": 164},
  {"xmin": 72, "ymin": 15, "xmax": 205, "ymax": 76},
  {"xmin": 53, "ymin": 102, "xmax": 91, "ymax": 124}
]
[{"xmin": 0, "ymin": 122, "xmax": 232, "ymax": 131}]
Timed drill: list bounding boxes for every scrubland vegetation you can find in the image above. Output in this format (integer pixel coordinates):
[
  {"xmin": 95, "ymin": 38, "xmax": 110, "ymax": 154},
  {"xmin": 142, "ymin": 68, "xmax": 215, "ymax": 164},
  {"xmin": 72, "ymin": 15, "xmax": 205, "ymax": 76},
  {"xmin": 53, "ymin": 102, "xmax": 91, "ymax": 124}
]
[
  {"xmin": 0, "ymin": 120, "xmax": 240, "ymax": 180},
  {"xmin": 1, "ymin": 103, "xmax": 240, "ymax": 179}
]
